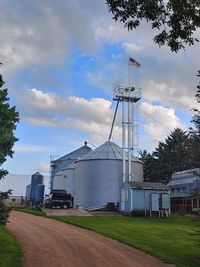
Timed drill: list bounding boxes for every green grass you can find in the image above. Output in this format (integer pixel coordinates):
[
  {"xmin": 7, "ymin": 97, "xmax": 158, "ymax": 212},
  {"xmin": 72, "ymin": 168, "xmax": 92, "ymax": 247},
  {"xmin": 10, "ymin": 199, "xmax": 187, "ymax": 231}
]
[
  {"xmin": 14, "ymin": 207, "xmax": 46, "ymax": 217},
  {"xmin": 0, "ymin": 225, "xmax": 22, "ymax": 267},
  {"xmin": 52, "ymin": 216, "xmax": 200, "ymax": 267}
]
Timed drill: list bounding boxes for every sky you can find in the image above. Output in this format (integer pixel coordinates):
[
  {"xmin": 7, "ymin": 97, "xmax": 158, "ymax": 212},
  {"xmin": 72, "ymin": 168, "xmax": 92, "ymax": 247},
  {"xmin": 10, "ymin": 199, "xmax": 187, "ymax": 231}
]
[{"xmin": 0, "ymin": 0, "xmax": 200, "ymax": 194}]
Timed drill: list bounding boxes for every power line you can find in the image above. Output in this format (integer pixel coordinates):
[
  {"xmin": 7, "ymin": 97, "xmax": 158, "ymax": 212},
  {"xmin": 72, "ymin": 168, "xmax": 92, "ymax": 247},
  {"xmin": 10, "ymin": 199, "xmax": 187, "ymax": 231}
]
[{"xmin": 136, "ymin": 107, "xmax": 173, "ymax": 131}]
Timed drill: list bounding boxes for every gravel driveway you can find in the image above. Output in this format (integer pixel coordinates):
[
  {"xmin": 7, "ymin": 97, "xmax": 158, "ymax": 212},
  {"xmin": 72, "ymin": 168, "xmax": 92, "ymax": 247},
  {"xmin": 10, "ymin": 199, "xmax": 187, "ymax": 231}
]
[{"xmin": 7, "ymin": 211, "xmax": 174, "ymax": 267}]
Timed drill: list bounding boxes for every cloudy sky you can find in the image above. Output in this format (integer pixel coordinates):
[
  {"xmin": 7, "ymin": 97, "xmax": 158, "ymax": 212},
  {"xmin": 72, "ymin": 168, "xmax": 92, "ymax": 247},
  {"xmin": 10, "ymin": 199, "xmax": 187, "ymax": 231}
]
[{"xmin": 1, "ymin": 0, "xmax": 200, "ymax": 181}]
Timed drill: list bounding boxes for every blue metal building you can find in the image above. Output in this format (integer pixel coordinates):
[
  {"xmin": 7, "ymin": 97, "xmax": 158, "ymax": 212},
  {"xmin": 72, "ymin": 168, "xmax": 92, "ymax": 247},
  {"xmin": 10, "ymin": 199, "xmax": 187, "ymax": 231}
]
[{"xmin": 120, "ymin": 181, "xmax": 170, "ymax": 216}]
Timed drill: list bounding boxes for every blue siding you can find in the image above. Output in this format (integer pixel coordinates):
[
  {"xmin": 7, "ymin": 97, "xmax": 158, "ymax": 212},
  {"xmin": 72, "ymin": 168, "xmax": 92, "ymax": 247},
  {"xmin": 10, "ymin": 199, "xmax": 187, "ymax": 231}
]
[
  {"xmin": 35, "ymin": 184, "xmax": 45, "ymax": 204},
  {"xmin": 121, "ymin": 183, "xmax": 170, "ymax": 212},
  {"xmin": 26, "ymin": 184, "xmax": 31, "ymax": 201},
  {"xmin": 121, "ymin": 183, "xmax": 132, "ymax": 211},
  {"xmin": 132, "ymin": 189, "xmax": 169, "ymax": 211},
  {"xmin": 30, "ymin": 172, "xmax": 44, "ymax": 203},
  {"xmin": 132, "ymin": 190, "xmax": 145, "ymax": 210}
]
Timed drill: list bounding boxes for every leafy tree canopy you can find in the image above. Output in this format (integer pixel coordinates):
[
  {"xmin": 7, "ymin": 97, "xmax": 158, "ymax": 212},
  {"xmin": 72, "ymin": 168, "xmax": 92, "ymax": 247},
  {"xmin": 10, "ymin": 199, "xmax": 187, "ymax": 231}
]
[
  {"xmin": 107, "ymin": 0, "xmax": 200, "ymax": 52},
  {"xmin": 139, "ymin": 128, "xmax": 199, "ymax": 184},
  {"xmin": 0, "ymin": 65, "xmax": 19, "ymax": 225},
  {"xmin": 0, "ymin": 72, "xmax": 19, "ymax": 180}
]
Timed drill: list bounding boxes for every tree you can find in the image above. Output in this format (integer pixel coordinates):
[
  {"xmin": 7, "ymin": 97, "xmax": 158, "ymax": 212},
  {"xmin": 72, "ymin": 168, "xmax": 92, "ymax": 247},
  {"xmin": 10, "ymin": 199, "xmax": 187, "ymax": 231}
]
[
  {"xmin": 153, "ymin": 128, "xmax": 192, "ymax": 183},
  {"xmin": 191, "ymin": 71, "xmax": 200, "ymax": 136},
  {"xmin": 0, "ymin": 190, "xmax": 12, "ymax": 225},
  {"xmin": 189, "ymin": 71, "xmax": 200, "ymax": 167},
  {"xmin": 0, "ymin": 65, "xmax": 19, "ymax": 225},
  {"xmin": 138, "ymin": 150, "xmax": 158, "ymax": 182},
  {"xmin": 140, "ymin": 128, "xmax": 194, "ymax": 184},
  {"xmin": 106, "ymin": 0, "xmax": 200, "ymax": 52}
]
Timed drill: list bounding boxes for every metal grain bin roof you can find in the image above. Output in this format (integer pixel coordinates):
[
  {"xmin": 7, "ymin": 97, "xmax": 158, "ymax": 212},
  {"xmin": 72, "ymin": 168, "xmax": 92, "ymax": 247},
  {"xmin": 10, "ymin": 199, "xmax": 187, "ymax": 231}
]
[
  {"xmin": 54, "ymin": 143, "xmax": 92, "ymax": 163},
  {"xmin": 78, "ymin": 141, "xmax": 142, "ymax": 162}
]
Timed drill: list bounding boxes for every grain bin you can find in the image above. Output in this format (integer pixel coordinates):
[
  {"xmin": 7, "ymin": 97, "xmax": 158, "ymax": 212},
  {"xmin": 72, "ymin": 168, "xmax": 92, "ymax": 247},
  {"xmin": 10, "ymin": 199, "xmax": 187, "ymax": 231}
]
[
  {"xmin": 50, "ymin": 142, "xmax": 92, "ymax": 190},
  {"xmin": 35, "ymin": 184, "xmax": 45, "ymax": 204},
  {"xmin": 26, "ymin": 184, "xmax": 31, "ymax": 201},
  {"xmin": 30, "ymin": 172, "xmax": 44, "ymax": 202},
  {"xmin": 62, "ymin": 162, "xmax": 76, "ymax": 196},
  {"xmin": 74, "ymin": 141, "xmax": 143, "ymax": 209},
  {"xmin": 52, "ymin": 170, "xmax": 67, "ymax": 190},
  {"xmin": 51, "ymin": 142, "xmax": 92, "ymax": 177}
]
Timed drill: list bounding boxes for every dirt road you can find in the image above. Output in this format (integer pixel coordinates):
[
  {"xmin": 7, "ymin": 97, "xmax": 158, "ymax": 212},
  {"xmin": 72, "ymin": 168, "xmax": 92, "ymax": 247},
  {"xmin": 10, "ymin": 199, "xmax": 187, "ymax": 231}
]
[{"xmin": 7, "ymin": 211, "xmax": 173, "ymax": 267}]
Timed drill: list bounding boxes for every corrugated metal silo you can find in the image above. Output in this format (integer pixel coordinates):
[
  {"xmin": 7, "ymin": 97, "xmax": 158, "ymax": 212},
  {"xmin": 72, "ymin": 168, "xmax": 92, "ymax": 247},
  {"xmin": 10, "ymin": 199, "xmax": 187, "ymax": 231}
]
[
  {"xmin": 52, "ymin": 170, "xmax": 67, "ymax": 190},
  {"xmin": 35, "ymin": 184, "xmax": 45, "ymax": 204},
  {"xmin": 30, "ymin": 172, "xmax": 44, "ymax": 202},
  {"xmin": 74, "ymin": 141, "xmax": 143, "ymax": 208},
  {"xmin": 51, "ymin": 142, "xmax": 92, "ymax": 178},
  {"xmin": 26, "ymin": 184, "xmax": 31, "ymax": 201},
  {"xmin": 62, "ymin": 162, "xmax": 76, "ymax": 196},
  {"xmin": 50, "ymin": 142, "xmax": 92, "ymax": 190}
]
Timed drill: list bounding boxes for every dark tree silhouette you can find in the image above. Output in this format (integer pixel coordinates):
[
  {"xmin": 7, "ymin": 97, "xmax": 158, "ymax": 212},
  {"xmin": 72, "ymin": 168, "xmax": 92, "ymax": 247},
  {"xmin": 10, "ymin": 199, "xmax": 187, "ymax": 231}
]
[{"xmin": 107, "ymin": 0, "xmax": 200, "ymax": 52}]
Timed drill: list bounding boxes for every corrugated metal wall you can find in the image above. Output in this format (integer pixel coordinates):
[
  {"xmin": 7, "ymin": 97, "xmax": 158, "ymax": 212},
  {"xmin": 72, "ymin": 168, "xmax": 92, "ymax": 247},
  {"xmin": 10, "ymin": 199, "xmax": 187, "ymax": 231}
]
[{"xmin": 74, "ymin": 159, "xmax": 143, "ymax": 208}]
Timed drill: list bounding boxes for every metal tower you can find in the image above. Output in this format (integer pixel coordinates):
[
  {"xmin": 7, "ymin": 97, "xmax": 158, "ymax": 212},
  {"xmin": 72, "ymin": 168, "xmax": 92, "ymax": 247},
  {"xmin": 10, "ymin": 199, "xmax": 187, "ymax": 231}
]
[{"xmin": 113, "ymin": 86, "xmax": 141, "ymax": 182}]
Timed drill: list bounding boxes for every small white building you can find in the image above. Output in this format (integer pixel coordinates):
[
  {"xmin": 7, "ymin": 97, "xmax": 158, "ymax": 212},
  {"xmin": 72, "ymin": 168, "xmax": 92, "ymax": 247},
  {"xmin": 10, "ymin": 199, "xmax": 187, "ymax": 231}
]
[
  {"xmin": 120, "ymin": 182, "xmax": 170, "ymax": 216},
  {"xmin": 4, "ymin": 196, "xmax": 25, "ymax": 208}
]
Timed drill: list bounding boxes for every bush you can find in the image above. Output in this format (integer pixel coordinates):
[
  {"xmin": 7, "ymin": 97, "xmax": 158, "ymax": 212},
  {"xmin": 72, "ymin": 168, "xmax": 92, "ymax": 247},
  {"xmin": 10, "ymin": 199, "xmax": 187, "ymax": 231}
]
[{"xmin": 0, "ymin": 191, "xmax": 11, "ymax": 225}]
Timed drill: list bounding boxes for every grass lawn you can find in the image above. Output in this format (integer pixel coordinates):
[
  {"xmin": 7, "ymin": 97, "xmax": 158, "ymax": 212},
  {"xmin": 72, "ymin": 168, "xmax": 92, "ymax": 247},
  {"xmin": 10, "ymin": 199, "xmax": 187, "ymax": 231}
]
[
  {"xmin": 53, "ymin": 216, "xmax": 200, "ymax": 267},
  {"xmin": 14, "ymin": 207, "xmax": 46, "ymax": 217},
  {"xmin": 0, "ymin": 225, "xmax": 22, "ymax": 267}
]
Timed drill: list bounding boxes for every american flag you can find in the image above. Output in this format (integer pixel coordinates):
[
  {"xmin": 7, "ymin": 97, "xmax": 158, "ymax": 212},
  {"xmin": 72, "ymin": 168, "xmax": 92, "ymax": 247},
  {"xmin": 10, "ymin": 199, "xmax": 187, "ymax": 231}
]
[{"xmin": 129, "ymin": 57, "xmax": 141, "ymax": 68}]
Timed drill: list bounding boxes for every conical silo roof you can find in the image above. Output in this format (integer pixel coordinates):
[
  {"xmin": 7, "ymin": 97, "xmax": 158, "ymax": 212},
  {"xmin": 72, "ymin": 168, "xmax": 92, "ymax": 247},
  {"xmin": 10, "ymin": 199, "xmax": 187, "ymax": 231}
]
[
  {"xmin": 55, "ymin": 142, "xmax": 92, "ymax": 163},
  {"xmin": 78, "ymin": 141, "xmax": 141, "ymax": 162},
  {"xmin": 32, "ymin": 172, "xmax": 43, "ymax": 176}
]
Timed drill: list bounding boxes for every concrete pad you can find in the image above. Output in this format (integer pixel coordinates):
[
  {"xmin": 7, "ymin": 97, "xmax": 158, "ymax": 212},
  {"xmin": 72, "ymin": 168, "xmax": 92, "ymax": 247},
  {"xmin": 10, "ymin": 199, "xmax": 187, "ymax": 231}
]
[{"xmin": 43, "ymin": 208, "xmax": 92, "ymax": 216}]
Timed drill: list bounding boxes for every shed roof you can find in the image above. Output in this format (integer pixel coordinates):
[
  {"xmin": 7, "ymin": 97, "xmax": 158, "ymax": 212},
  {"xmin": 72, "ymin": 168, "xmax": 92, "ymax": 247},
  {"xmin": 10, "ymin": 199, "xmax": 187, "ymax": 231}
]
[
  {"xmin": 125, "ymin": 181, "xmax": 169, "ymax": 190},
  {"xmin": 79, "ymin": 141, "xmax": 142, "ymax": 162},
  {"xmin": 168, "ymin": 168, "xmax": 200, "ymax": 187}
]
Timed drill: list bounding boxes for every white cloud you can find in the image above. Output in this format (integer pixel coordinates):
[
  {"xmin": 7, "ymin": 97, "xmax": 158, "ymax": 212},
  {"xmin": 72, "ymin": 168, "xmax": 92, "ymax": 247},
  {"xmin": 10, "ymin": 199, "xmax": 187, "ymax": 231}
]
[
  {"xmin": 0, "ymin": 0, "xmax": 103, "ymax": 73},
  {"xmin": 17, "ymin": 88, "xmax": 121, "ymax": 144},
  {"xmin": 1, "ymin": 0, "xmax": 199, "ymax": 114},
  {"xmin": 14, "ymin": 143, "xmax": 54, "ymax": 153},
  {"xmin": 144, "ymin": 79, "xmax": 199, "ymax": 111},
  {"xmin": 38, "ymin": 162, "xmax": 49, "ymax": 172},
  {"xmin": 122, "ymin": 42, "xmax": 142, "ymax": 52},
  {"xmin": 139, "ymin": 102, "xmax": 185, "ymax": 141}
]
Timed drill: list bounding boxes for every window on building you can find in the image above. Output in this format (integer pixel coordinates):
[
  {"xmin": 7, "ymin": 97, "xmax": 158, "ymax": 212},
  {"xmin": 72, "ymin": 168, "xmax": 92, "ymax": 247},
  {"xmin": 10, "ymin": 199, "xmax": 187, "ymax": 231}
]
[
  {"xmin": 192, "ymin": 198, "xmax": 197, "ymax": 208},
  {"xmin": 12, "ymin": 198, "xmax": 16, "ymax": 202}
]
